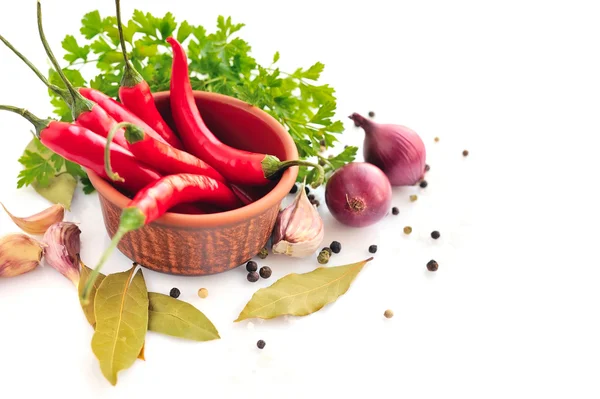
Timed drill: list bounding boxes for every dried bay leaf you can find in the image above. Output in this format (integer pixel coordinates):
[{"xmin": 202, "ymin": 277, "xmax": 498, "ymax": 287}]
[
  {"xmin": 92, "ymin": 266, "xmax": 149, "ymax": 385},
  {"xmin": 235, "ymin": 257, "xmax": 373, "ymax": 322},
  {"xmin": 148, "ymin": 293, "xmax": 220, "ymax": 342},
  {"xmin": 78, "ymin": 260, "xmax": 105, "ymax": 327}
]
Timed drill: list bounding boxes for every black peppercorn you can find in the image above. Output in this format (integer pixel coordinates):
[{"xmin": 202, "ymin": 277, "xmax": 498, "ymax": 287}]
[
  {"xmin": 257, "ymin": 340, "xmax": 266, "ymax": 349},
  {"xmin": 368, "ymin": 111, "xmax": 375, "ymax": 118},
  {"xmin": 246, "ymin": 260, "xmax": 258, "ymax": 272},
  {"xmin": 392, "ymin": 207, "xmax": 399, "ymax": 215},
  {"xmin": 319, "ymin": 139, "xmax": 326, "ymax": 146},
  {"xmin": 313, "ymin": 200, "xmax": 320, "ymax": 207},
  {"xmin": 169, "ymin": 287, "xmax": 180, "ymax": 298},
  {"xmin": 462, "ymin": 150, "xmax": 469, "ymax": 157},
  {"xmin": 419, "ymin": 180, "xmax": 428, "ymax": 188},
  {"xmin": 290, "ymin": 184, "xmax": 298, "ymax": 194},
  {"xmin": 305, "ymin": 186, "xmax": 310, "ymax": 195},
  {"xmin": 425, "ymin": 164, "xmax": 430, "ymax": 172},
  {"xmin": 427, "ymin": 260, "xmax": 438, "ymax": 272},
  {"xmin": 368, "ymin": 245, "xmax": 378, "ymax": 253},
  {"xmin": 308, "ymin": 194, "xmax": 315, "ymax": 201},
  {"xmin": 259, "ymin": 266, "xmax": 272, "ymax": 279},
  {"xmin": 431, "ymin": 231, "xmax": 440, "ymax": 239},
  {"xmin": 247, "ymin": 271, "xmax": 259, "ymax": 282},
  {"xmin": 330, "ymin": 241, "xmax": 341, "ymax": 254}
]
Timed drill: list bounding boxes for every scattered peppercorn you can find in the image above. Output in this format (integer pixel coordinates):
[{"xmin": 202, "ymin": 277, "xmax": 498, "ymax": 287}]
[
  {"xmin": 427, "ymin": 260, "xmax": 439, "ymax": 272},
  {"xmin": 246, "ymin": 260, "xmax": 258, "ymax": 272},
  {"xmin": 431, "ymin": 231, "xmax": 440, "ymax": 239},
  {"xmin": 247, "ymin": 271, "xmax": 259, "ymax": 282},
  {"xmin": 403, "ymin": 226, "xmax": 412, "ymax": 234},
  {"xmin": 462, "ymin": 150, "xmax": 469, "ymax": 157},
  {"xmin": 258, "ymin": 247, "xmax": 268, "ymax": 259},
  {"xmin": 257, "ymin": 340, "xmax": 266, "ymax": 349},
  {"xmin": 425, "ymin": 164, "xmax": 430, "ymax": 172},
  {"xmin": 198, "ymin": 288, "xmax": 208, "ymax": 298},
  {"xmin": 317, "ymin": 248, "xmax": 330, "ymax": 264},
  {"xmin": 434, "ymin": 137, "xmax": 439, "ymax": 142},
  {"xmin": 319, "ymin": 139, "xmax": 326, "ymax": 146},
  {"xmin": 312, "ymin": 200, "xmax": 321, "ymax": 207},
  {"xmin": 368, "ymin": 245, "xmax": 378, "ymax": 253},
  {"xmin": 169, "ymin": 287, "xmax": 180, "ymax": 298},
  {"xmin": 330, "ymin": 241, "xmax": 341, "ymax": 254},
  {"xmin": 308, "ymin": 194, "xmax": 315, "ymax": 201},
  {"xmin": 305, "ymin": 186, "xmax": 310, "ymax": 195},
  {"xmin": 392, "ymin": 207, "xmax": 399, "ymax": 215},
  {"xmin": 384, "ymin": 309, "xmax": 394, "ymax": 319},
  {"xmin": 290, "ymin": 184, "xmax": 298, "ymax": 194},
  {"xmin": 419, "ymin": 180, "xmax": 428, "ymax": 188},
  {"xmin": 410, "ymin": 194, "xmax": 418, "ymax": 202},
  {"xmin": 321, "ymin": 247, "xmax": 333, "ymax": 256},
  {"xmin": 259, "ymin": 266, "xmax": 272, "ymax": 279},
  {"xmin": 368, "ymin": 111, "xmax": 375, "ymax": 118}
]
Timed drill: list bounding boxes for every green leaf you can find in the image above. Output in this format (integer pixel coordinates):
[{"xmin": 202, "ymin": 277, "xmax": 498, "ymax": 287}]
[
  {"xmin": 62, "ymin": 35, "xmax": 90, "ymax": 63},
  {"xmin": 81, "ymin": 177, "xmax": 96, "ymax": 194},
  {"xmin": 176, "ymin": 20, "xmax": 193, "ymax": 43},
  {"xmin": 235, "ymin": 258, "xmax": 373, "ymax": 322},
  {"xmin": 78, "ymin": 261, "xmax": 106, "ymax": 326},
  {"xmin": 80, "ymin": 11, "xmax": 105, "ymax": 39},
  {"xmin": 158, "ymin": 12, "xmax": 177, "ymax": 39},
  {"xmin": 327, "ymin": 146, "xmax": 358, "ymax": 170},
  {"xmin": 148, "ymin": 293, "xmax": 220, "ymax": 341},
  {"xmin": 327, "ymin": 120, "xmax": 345, "ymax": 133},
  {"xmin": 17, "ymin": 150, "xmax": 54, "ymax": 188},
  {"xmin": 272, "ymin": 51, "xmax": 280, "ymax": 64},
  {"xmin": 90, "ymin": 36, "xmax": 113, "ymax": 54},
  {"xmin": 310, "ymin": 101, "xmax": 336, "ymax": 125},
  {"xmin": 296, "ymin": 62, "xmax": 324, "ymax": 80},
  {"xmin": 92, "ymin": 266, "xmax": 148, "ymax": 386},
  {"xmin": 132, "ymin": 10, "xmax": 157, "ymax": 37}
]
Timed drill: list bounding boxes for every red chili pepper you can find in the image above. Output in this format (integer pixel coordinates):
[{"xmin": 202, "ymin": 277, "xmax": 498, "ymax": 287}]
[
  {"xmin": 79, "ymin": 88, "xmax": 177, "ymax": 147},
  {"xmin": 166, "ymin": 37, "xmax": 324, "ymax": 188},
  {"xmin": 81, "ymin": 173, "xmax": 243, "ymax": 301},
  {"xmin": 114, "ymin": 0, "xmax": 182, "ymax": 149},
  {"xmin": 0, "ymin": 105, "xmax": 161, "ymax": 194},
  {"xmin": 35, "ymin": 2, "xmax": 132, "ymax": 149},
  {"xmin": 105, "ymin": 122, "xmax": 226, "ymax": 183}
]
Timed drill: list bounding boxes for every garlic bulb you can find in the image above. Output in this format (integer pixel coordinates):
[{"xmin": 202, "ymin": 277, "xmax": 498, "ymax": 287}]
[
  {"xmin": 271, "ymin": 182, "xmax": 324, "ymax": 257},
  {"xmin": 0, "ymin": 234, "xmax": 44, "ymax": 277}
]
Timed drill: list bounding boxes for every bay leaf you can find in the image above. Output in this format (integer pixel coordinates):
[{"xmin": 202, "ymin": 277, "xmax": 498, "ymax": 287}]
[
  {"xmin": 25, "ymin": 138, "xmax": 76, "ymax": 210},
  {"xmin": 235, "ymin": 257, "xmax": 373, "ymax": 322},
  {"xmin": 78, "ymin": 261, "xmax": 105, "ymax": 327},
  {"xmin": 92, "ymin": 266, "xmax": 149, "ymax": 386},
  {"xmin": 148, "ymin": 293, "xmax": 220, "ymax": 342}
]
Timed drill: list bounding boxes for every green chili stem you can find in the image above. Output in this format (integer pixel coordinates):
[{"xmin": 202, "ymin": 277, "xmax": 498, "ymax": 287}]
[
  {"xmin": 104, "ymin": 122, "xmax": 132, "ymax": 182},
  {"xmin": 280, "ymin": 160, "xmax": 325, "ymax": 188},
  {"xmin": 115, "ymin": 0, "xmax": 129, "ymax": 65},
  {"xmin": 0, "ymin": 105, "xmax": 50, "ymax": 136}
]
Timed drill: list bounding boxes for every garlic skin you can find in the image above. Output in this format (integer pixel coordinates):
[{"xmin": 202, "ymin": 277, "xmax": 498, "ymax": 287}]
[
  {"xmin": 271, "ymin": 184, "xmax": 324, "ymax": 257},
  {"xmin": 42, "ymin": 222, "xmax": 81, "ymax": 284},
  {"xmin": 0, "ymin": 234, "xmax": 44, "ymax": 277},
  {"xmin": 1, "ymin": 203, "xmax": 65, "ymax": 235}
]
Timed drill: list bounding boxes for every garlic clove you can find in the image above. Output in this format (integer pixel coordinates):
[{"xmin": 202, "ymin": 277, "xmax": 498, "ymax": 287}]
[
  {"xmin": 272, "ymin": 182, "xmax": 324, "ymax": 257},
  {"xmin": 42, "ymin": 222, "xmax": 81, "ymax": 284},
  {"xmin": 1, "ymin": 202, "xmax": 65, "ymax": 235},
  {"xmin": 0, "ymin": 233, "xmax": 44, "ymax": 278}
]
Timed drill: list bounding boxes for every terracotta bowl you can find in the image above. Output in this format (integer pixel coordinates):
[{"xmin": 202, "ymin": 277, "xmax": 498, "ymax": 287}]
[{"xmin": 86, "ymin": 91, "xmax": 298, "ymax": 276}]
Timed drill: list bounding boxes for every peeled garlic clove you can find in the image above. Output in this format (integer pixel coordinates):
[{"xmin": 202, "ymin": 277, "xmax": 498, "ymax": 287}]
[
  {"xmin": 42, "ymin": 222, "xmax": 81, "ymax": 284},
  {"xmin": 272, "ymin": 183, "xmax": 324, "ymax": 257},
  {"xmin": 1, "ymin": 202, "xmax": 65, "ymax": 235},
  {"xmin": 0, "ymin": 233, "xmax": 44, "ymax": 277}
]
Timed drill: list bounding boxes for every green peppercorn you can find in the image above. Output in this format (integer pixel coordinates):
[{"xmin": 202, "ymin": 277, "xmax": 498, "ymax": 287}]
[
  {"xmin": 403, "ymin": 226, "xmax": 412, "ymax": 235},
  {"xmin": 317, "ymin": 249, "xmax": 330, "ymax": 264},
  {"xmin": 369, "ymin": 245, "xmax": 378, "ymax": 253},
  {"xmin": 246, "ymin": 261, "xmax": 258, "ymax": 272},
  {"xmin": 259, "ymin": 266, "xmax": 272, "ymax": 279},
  {"xmin": 258, "ymin": 247, "xmax": 268, "ymax": 259},
  {"xmin": 392, "ymin": 207, "xmax": 399, "ymax": 215},
  {"xmin": 321, "ymin": 247, "xmax": 333, "ymax": 256},
  {"xmin": 427, "ymin": 260, "xmax": 438, "ymax": 272},
  {"xmin": 290, "ymin": 184, "xmax": 298, "ymax": 194},
  {"xmin": 257, "ymin": 340, "xmax": 266, "ymax": 349},
  {"xmin": 431, "ymin": 231, "xmax": 440, "ymax": 239},
  {"xmin": 247, "ymin": 271, "xmax": 259, "ymax": 282},
  {"xmin": 169, "ymin": 288, "xmax": 180, "ymax": 298},
  {"xmin": 419, "ymin": 180, "xmax": 428, "ymax": 188},
  {"xmin": 410, "ymin": 195, "xmax": 418, "ymax": 202},
  {"xmin": 330, "ymin": 241, "xmax": 341, "ymax": 254}
]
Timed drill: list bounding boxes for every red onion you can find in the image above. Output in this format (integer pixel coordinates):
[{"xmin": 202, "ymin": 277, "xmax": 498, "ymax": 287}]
[
  {"xmin": 325, "ymin": 162, "xmax": 392, "ymax": 227},
  {"xmin": 350, "ymin": 113, "xmax": 426, "ymax": 186}
]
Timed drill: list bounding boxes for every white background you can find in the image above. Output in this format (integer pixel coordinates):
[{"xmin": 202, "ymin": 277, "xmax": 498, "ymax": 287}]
[{"xmin": 1, "ymin": 0, "xmax": 599, "ymax": 398}]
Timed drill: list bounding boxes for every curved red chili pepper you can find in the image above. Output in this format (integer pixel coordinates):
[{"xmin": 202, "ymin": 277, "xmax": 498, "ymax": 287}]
[
  {"xmin": 79, "ymin": 87, "xmax": 178, "ymax": 147},
  {"xmin": 0, "ymin": 105, "xmax": 161, "ymax": 195},
  {"xmin": 112, "ymin": 122, "xmax": 226, "ymax": 183},
  {"xmin": 114, "ymin": 0, "xmax": 182, "ymax": 149},
  {"xmin": 81, "ymin": 173, "xmax": 243, "ymax": 301},
  {"xmin": 166, "ymin": 37, "xmax": 324, "ymax": 188}
]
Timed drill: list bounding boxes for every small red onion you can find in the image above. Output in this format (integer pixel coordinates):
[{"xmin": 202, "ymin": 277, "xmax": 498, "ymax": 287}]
[
  {"xmin": 325, "ymin": 162, "xmax": 392, "ymax": 227},
  {"xmin": 350, "ymin": 113, "xmax": 426, "ymax": 186}
]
